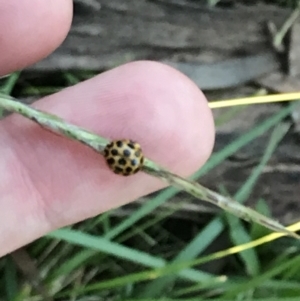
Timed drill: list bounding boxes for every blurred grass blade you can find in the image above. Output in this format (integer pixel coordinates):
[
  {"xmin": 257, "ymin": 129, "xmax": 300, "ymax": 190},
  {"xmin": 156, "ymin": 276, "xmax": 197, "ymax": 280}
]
[
  {"xmin": 250, "ymin": 198, "xmax": 273, "ymax": 239},
  {"xmin": 225, "ymin": 123, "xmax": 290, "ymax": 276},
  {"xmin": 225, "ymin": 209, "xmax": 259, "ymax": 276},
  {"xmin": 214, "ymin": 105, "xmax": 247, "ymax": 127},
  {"xmin": 4, "ymin": 257, "xmax": 18, "ymax": 301},
  {"xmin": 0, "ymin": 71, "xmax": 20, "ymax": 95},
  {"xmin": 46, "ymin": 249, "xmax": 96, "ymax": 282},
  {"xmin": 234, "ymin": 123, "xmax": 290, "ymax": 201},
  {"xmin": 138, "ymin": 218, "xmax": 224, "ymax": 297},
  {"xmin": 57, "ymin": 221, "xmax": 300, "ymax": 296},
  {"xmin": 223, "ymin": 253, "xmax": 300, "ymax": 298},
  {"xmin": 0, "ymin": 71, "xmax": 20, "ymax": 117},
  {"xmin": 210, "ymin": 93, "xmax": 300, "ymax": 108},
  {"xmin": 47, "ymin": 228, "xmax": 215, "ymax": 283}
]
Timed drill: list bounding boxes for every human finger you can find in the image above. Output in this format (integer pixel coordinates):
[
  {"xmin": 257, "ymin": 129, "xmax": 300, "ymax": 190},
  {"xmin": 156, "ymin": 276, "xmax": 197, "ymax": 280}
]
[
  {"xmin": 0, "ymin": 61, "xmax": 215, "ymax": 256},
  {"xmin": 0, "ymin": 0, "xmax": 73, "ymax": 76}
]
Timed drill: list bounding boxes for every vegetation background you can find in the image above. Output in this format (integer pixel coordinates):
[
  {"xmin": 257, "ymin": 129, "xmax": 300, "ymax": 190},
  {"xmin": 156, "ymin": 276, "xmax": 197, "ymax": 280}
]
[{"xmin": 1, "ymin": 0, "xmax": 300, "ymax": 300}]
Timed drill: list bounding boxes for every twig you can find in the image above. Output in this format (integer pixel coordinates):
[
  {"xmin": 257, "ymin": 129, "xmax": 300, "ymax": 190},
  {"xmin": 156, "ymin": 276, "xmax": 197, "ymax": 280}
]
[{"xmin": 0, "ymin": 93, "xmax": 298, "ymax": 239}]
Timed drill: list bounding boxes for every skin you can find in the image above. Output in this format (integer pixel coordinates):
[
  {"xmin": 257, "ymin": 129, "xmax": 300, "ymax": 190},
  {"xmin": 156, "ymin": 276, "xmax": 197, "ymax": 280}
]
[{"xmin": 0, "ymin": 0, "xmax": 215, "ymax": 257}]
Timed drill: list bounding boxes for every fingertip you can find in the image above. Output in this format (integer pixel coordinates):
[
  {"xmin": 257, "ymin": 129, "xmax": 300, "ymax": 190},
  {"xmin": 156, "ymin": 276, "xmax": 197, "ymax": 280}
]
[{"xmin": 0, "ymin": 0, "xmax": 73, "ymax": 75}]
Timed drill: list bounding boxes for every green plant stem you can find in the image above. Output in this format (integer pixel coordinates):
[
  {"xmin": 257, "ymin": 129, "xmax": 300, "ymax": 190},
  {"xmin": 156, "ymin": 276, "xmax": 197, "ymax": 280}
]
[{"xmin": 0, "ymin": 94, "xmax": 298, "ymax": 239}]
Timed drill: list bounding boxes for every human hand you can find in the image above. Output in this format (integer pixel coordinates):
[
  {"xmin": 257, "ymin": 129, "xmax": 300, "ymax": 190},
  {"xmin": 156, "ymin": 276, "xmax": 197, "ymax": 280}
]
[{"xmin": 0, "ymin": 0, "xmax": 215, "ymax": 257}]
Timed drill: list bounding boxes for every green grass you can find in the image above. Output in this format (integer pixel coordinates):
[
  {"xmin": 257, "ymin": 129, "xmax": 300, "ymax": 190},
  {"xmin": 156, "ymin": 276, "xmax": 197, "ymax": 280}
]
[{"xmin": 1, "ymin": 56, "xmax": 300, "ymax": 300}]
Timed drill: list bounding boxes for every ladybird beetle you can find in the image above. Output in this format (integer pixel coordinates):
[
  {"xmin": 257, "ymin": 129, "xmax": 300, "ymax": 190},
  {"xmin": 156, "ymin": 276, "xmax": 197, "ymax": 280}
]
[{"xmin": 104, "ymin": 139, "xmax": 144, "ymax": 176}]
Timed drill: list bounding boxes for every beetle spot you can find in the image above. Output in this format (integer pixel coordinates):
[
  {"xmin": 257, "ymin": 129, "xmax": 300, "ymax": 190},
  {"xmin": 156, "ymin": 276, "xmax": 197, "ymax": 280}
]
[
  {"xmin": 111, "ymin": 149, "xmax": 118, "ymax": 156},
  {"xmin": 126, "ymin": 167, "xmax": 133, "ymax": 173},
  {"xmin": 123, "ymin": 149, "xmax": 131, "ymax": 157},
  {"xmin": 118, "ymin": 158, "xmax": 126, "ymax": 165},
  {"xmin": 116, "ymin": 141, "xmax": 123, "ymax": 147},
  {"xmin": 131, "ymin": 159, "xmax": 138, "ymax": 166},
  {"xmin": 107, "ymin": 158, "xmax": 115, "ymax": 165}
]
